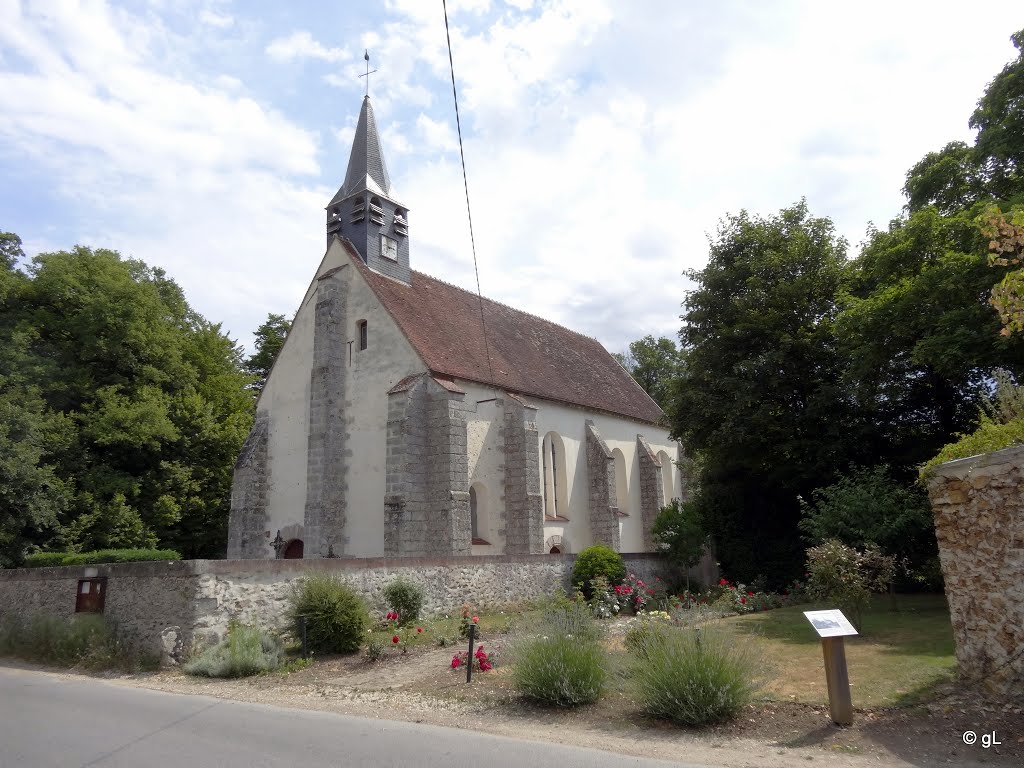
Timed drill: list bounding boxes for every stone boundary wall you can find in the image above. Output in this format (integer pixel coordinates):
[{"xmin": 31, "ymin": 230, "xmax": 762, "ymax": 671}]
[
  {"xmin": 926, "ymin": 445, "xmax": 1024, "ymax": 692},
  {"xmin": 0, "ymin": 553, "xmax": 677, "ymax": 665}
]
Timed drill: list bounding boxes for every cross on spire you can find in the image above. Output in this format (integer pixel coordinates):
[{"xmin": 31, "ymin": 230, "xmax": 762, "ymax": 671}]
[{"xmin": 359, "ymin": 50, "xmax": 377, "ymax": 97}]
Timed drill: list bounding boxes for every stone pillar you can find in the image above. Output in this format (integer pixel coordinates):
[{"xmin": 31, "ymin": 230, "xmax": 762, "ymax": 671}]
[
  {"xmin": 304, "ymin": 268, "xmax": 348, "ymax": 558},
  {"xmin": 676, "ymin": 442, "xmax": 692, "ymax": 502},
  {"xmin": 503, "ymin": 395, "xmax": 544, "ymax": 554},
  {"xmin": 637, "ymin": 435, "xmax": 665, "ymax": 552},
  {"xmin": 226, "ymin": 412, "xmax": 270, "ymax": 559},
  {"xmin": 585, "ymin": 420, "xmax": 620, "ymax": 551},
  {"xmin": 925, "ymin": 445, "xmax": 1024, "ymax": 693}
]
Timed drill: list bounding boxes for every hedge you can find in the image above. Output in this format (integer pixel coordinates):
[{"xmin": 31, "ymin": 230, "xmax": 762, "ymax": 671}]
[{"xmin": 21, "ymin": 549, "xmax": 181, "ymax": 568}]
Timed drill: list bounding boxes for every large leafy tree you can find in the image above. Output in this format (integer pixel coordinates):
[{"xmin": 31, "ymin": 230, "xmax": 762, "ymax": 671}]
[
  {"xmin": 0, "ymin": 237, "xmax": 254, "ymax": 563},
  {"xmin": 671, "ymin": 201, "xmax": 857, "ymax": 584}
]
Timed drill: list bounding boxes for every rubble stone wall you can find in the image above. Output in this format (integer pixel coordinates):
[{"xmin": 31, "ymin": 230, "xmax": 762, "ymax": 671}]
[
  {"xmin": 925, "ymin": 445, "xmax": 1024, "ymax": 692},
  {"xmin": 0, "ymin": 553, "xmax": 663, "ymax": 665}
]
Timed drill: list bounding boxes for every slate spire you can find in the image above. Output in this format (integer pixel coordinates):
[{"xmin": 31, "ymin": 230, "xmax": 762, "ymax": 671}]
[
  {"xmin": 335, "ymin": 95, "xmax": 391, "ymax": 201},
  {"xmin": 326, "ymin": 90, "xmax": 410, "ymax": 284}
]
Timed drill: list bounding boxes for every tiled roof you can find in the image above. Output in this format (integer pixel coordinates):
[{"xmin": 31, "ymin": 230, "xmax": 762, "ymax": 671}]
[{"xmin": 348, "ymin": 244, "xmax": 665, "ymax": 425}]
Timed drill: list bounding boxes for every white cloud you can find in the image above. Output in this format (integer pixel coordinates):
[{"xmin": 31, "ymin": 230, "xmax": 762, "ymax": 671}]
[
  {"xmin": 4, "ymin": 0, "xmax": 1024, "ymax": 358},
  {"xmin": 415, "ymin": 114, "xmax": 457, "ymax": 153},
  {"xmin": 266, "ymin": 31, "xmax": 351, "ymax": 63},
  {"xmin": 199, "ymin": 9, "xmax": 233, "ymax": 28}
]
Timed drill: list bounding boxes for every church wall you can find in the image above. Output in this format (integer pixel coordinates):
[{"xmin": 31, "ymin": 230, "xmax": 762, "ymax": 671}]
[
  {"xmin": 344, "ymin": 254, "xmax": 428, "ymax": 556},
  {"xmin": 463, "ymin": 388, "xmax": 507, "ymax": 554},
  {"xmin": 473, "ymin": 396, "xmax": 681, "ymax": 555},
  {"xmin": 243, "ymin": 249, "xmax": 335, "ymax": 557}
]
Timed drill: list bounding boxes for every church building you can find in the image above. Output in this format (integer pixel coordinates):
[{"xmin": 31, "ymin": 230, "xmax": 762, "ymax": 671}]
[{"xmin": 226, "ymin": 94, "xmax": 683, "ymax": 560}]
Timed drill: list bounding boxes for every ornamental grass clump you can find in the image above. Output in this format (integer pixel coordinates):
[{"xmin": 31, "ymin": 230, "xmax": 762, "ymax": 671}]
[
  {"xmin": 511, "ymin": 603, "xmax": 605, "ymax": 706},
  {"xmin": 289, "ymin": 574, "xmax": 369, "ymax": 654},
  {"xmin": 184, "ymin": 623, "xmax": 282, "ymax": 678},
  {"xmin": 632, "ymin": 624, "xmax": 763, "ymax": 726}
]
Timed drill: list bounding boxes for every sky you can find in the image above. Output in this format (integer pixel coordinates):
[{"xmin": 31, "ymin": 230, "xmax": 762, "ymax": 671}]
[{"xmin": 1, "ymin": 1, "xmax": 1023, "ymax": 357}]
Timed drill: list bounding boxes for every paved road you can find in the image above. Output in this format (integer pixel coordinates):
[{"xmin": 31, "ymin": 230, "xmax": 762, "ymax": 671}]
[{"xmin": 0, "ymin": 665, "xmax": 715, "ymax": 768}]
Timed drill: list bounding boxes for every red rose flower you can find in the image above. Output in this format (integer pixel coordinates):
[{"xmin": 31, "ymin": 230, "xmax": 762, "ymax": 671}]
[
  {"xmin": 417, "ymin": 627, "xmax": 423, "ymax": 633},
  {"xmin": 740, "ymin": 597, "xmax": 747, "ymax": 604},
  {"xmin": 472, "ymin": 616, "xmax": 479, "ymax": 623},
  {"xmin": 392, "ymin": 635, "xmax": 400, "ymax": 644},
  {"xmin": 451, "ymin": 656, "xmax": 460, "ymax": 669}
]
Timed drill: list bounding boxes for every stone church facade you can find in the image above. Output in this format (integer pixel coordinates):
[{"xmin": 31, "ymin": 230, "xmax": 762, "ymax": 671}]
[{"xmin": 227, "ymin": 95, "xmax": 683, "ymax": 560}]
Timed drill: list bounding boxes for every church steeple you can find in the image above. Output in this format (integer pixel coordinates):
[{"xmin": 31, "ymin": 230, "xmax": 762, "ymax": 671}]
[{"xmin": 327, "ymin": 88, "xmax": 411, "ymax": 285}]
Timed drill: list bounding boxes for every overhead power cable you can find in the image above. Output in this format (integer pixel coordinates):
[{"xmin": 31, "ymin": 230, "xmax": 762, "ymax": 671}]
[{"xmin": 443, "ymin": 0, "xmax": 497, "ymax": 391}]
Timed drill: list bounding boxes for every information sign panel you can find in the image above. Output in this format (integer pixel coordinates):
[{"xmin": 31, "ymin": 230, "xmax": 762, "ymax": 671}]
[{"xmin": 803, "ymin": 609, "xmax": 858, "ymax": 638}]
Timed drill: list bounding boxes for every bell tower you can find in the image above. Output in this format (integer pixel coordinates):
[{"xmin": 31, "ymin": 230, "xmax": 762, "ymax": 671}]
[{"xmin": 327, "ymin": 85, "xmax": 411, "ymax": 285}]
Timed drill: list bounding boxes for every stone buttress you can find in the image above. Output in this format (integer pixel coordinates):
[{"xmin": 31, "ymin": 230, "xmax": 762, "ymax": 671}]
[
  {"xmin": 636, "ymin": 434, "xmax": 666, "ymax": 551},
  {"xmin": 226, "ymin": 412, "xmax": 270, "ymax": 558},
  {"xmin": 304, "ymin": 267, "xmax": 349, "ymax": 557},
  {"xmin": 585, "ymin": 420, "xmax": 620, "ymax": 550},
  {"xmin": 503, "ymin": 395, "xmax": 544, "ymax": 554},
  {"xmin": 384, "ymin": 374, "xmax": 472, "ymax": 556}
]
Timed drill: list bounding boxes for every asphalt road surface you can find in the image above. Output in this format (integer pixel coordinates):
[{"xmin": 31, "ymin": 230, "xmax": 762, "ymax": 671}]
[{"xmin": 0, "ymin": 665, "xmax": 716, "ymax": 768}]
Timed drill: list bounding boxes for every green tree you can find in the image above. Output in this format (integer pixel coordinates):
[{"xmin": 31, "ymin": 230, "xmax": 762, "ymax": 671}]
[
  {"xmin": 0, "ymin": 238, "xmax": 253, "ymax": 563},
  {"xmin": 672, "ymin": 201, "xmax": 856, "ymax": 585},
  {"xmin": 615, "ymin": 335, "xmax": 681, "ymax": 413},
  {"xmin": 246, "ymin": 313, "xmax": 291, "ymax": 393},
  {"xmin": 970, "ymin": 29, "xmax": 1024, "ymax": 202},
  {"xmin": 836, "ymin": 207, "xmax": 1024, "ymax": 470},
  {"xmin": 651, "ymin": 499, "xmax": 706, "ymax": 590},
  {"xmin": 904, "ymin": 141, "xmax": 987, "ymax": 216}
]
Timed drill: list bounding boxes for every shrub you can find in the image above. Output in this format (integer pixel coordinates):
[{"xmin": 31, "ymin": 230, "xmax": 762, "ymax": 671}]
[
  {"xmin": 806, "ymin": 540, "xmax": 896, "ymax": 630},
  {"xmin": 22, "ymin": 549, "xmax": 180, "ymax": 568},
  {"xmin": 0, "ymin": 613, "xmax": 154, "ymax": 670},
  {"xmin": 289, "ymin": 574, "xmax": 369, "ymax": 654},
  {"xmin": 799, "ymin": 466, "xmax": 938, "ymax": 587},
  {"xmin": 511, "ymin": 603, "xmax": 605, "ymax": 706},
  {"xmin": 382, "ymin": 576, "xmax": 425, "ymax": 625},
  {"xmin": 571, "ymin": 545, "xmax": 626, "ymax": 599},
  {"xmin": 19, "ymin": 552, "xmax": 67, "ymax": 568},
  {"xmin": 633, "ymin": 624, "xmax": 762, "ymax": 725},
  {"xmin": 588, "ymin": 575, "xmax": 622, "ymax": 618},
  {"xmin": 184, "ymin": 623, "xmax": 282, "ymax": 678}
]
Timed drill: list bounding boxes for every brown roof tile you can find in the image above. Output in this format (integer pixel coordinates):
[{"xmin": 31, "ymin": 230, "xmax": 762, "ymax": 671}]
[{"xmin": 347, "ymin": 242, "xmax": 664, "ymax": 425}]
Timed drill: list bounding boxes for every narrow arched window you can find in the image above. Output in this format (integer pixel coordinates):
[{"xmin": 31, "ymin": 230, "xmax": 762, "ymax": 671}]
[
  {"xmin": 470, "ymin": 483, "xmax": 489, "ymax": 545},
  {"xmin": 541, "ymin": 432, "xmax": 568, "ymax": 520},
  {"xmin": 657, "ymin": 450, "xmax": 674, "ymax": 501},
  {"xmin": 357, "ymin": 320, "xmax": 368, "ymax": 350},
  {"xmin": 612, "ymin": 448, "xmax": 629, "ymax": 516},
  {"xmin": 470, "ymin": 486, "xmax": 479, "ymax": 539}
]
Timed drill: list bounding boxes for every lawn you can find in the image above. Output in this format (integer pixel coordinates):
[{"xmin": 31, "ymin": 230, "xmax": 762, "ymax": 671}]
[{"xmin": 722, "ymin": 594, "xmax": 956, "ymax": 708}]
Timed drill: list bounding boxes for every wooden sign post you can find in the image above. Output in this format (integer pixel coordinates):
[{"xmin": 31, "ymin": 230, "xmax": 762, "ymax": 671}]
[{"xmin": 803, "ymin": 609, "xmax": 857, "ymax": 726}]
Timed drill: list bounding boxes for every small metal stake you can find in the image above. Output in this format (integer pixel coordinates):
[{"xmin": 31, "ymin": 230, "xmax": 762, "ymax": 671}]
[
  {"xmin": 466, "ymin": 623, "xmax": 476, "ymax": 684},
  {"xmin": 301, "ymin": 615, "xmax": 309, "ymax": 659}
]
